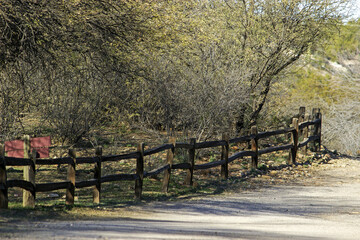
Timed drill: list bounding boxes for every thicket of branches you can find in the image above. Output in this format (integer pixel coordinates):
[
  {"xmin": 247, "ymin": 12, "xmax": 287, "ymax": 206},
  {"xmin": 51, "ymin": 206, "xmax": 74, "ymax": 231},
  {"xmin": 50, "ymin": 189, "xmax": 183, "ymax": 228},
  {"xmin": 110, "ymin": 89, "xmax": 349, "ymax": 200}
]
[
  {"xmin": 266, "ymin": 19, "xmax": 360, "ymax": 155},
  {"xmin": 0, "ymin": 0, "xmax": 351, "ymax": 144}
]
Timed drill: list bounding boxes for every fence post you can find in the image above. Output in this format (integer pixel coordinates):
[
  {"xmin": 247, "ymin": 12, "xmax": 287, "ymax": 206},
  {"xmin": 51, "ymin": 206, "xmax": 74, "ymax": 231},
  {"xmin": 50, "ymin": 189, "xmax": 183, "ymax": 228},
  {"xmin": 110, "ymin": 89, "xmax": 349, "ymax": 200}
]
[
  {"xmin": 311, "ymin": 108, "xmax": 321, "ymax": 151},
  {"xmin": 298, "ymin": 107, "xmax": 305, "ymax": 139},
  {"xmin": 250, "ymin": 126, "xmax": 258, "ymax": 170},
  {"xmin": 221, "ymin": 133, "xmax": 229, "ymax": 180},
  {"xmin": 298, "ymin": 107, "xmax": 305, "ymax": 120},
  {"xmin": 23, "ymin": 135, "xmax": 36, "ymax": 208},
  {"xmin": 0, "ymin": 144, "xmax": 8, "ymax": 209},
  {"xmin": 93, "ymin": 147, "xmax": 102, "ymax": 204},
  {"xmin": 66, "ymin": 149, "xmax": 76, "ymax": 206},
  {"xmin": 185, "ymin": 138, "xmax": 196, "ymax": 186},
  {"xmin": 314, "ymin": 110, "xmax": 322, "ymax": 152},
  {"xmin": 312, "ymin": 108, "xmax": 320, "ymax": 117},
  {"xmin": 303, "ymin": 114, "xmax": 310, "ymax": 155},
  {"xmin": 135, "ymin": 143, "xmax": 144, "ymax": 200},
  {"xmin": 162, "ymin": 138, "xmax": 175, "ymax": 193},
  {"xmin": 289, "ymin": 118, "xmax": 299, "ymax": 165}
]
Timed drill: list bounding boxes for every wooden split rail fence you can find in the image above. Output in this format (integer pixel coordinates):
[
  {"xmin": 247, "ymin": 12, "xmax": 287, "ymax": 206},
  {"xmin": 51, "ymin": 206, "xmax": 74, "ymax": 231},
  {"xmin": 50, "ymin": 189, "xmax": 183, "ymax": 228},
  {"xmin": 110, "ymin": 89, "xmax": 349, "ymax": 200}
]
[{"xmin": 0, "ymin": 107, "xmax": 322, "ymax": 209}]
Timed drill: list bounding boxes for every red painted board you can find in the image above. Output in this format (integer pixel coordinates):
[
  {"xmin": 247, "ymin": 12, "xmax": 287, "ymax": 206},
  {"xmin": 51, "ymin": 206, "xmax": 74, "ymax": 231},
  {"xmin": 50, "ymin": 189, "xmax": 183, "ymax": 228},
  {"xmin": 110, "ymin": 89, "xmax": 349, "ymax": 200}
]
[
  {"xmin": 30, "ymin": 136, "xmax": 51, "ymax": 148},
  {"xmin": 33, "ymin": 147, "xmax": 50, "ymax": 158},
  {"xmin": 5, "ymin": 140, "xmax": 24, "ymax": 158},
  {"xmin": 5, "ymin": 149, "xmax": 24, "ymax": 158},
  {"xmin": 5, "ymin": 140, "xmax": 24, "ymax": 151},
  {"xmin": 5, "ymin": 136, "xmax": 51, "ymax": 158}
]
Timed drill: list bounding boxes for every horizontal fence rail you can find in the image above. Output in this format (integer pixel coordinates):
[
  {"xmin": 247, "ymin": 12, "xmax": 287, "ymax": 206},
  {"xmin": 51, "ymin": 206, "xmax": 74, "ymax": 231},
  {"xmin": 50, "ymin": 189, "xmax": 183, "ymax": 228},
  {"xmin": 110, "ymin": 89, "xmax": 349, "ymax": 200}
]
[{"xmin": 0, "ymin": 107, "xmax": 322, "ymax": 209}]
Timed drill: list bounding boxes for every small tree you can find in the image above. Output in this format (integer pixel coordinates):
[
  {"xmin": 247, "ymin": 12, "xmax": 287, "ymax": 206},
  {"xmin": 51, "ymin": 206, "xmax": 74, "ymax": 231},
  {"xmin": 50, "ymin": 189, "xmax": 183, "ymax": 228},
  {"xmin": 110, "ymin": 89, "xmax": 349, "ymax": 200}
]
[{"xmin": 135, "ymin": 0, "xmax": 351, "ymax": 138}]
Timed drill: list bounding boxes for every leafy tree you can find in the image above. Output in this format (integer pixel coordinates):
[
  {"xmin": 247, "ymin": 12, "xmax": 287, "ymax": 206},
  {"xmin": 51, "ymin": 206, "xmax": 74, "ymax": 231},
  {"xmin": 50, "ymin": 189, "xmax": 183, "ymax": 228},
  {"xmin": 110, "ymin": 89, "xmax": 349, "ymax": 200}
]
[
  {"xmin": 136, "ymin": 0, "xmax": 350, "ymax": 138},
  {"xmin": 0, "ymin": 0, "xmax": 352, "ymax": 144}
]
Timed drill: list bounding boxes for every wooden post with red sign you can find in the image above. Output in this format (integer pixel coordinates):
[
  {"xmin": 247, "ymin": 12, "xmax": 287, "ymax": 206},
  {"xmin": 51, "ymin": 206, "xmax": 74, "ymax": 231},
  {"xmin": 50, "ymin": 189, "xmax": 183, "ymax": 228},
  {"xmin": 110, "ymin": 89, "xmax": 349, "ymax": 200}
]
[
  {"xmin": 5, "ymin": 136, "xmax": 51, "ymax": 158},
  {"xmin": 23, "ymin": 135, "xmax": 36, "ymax": 208}
]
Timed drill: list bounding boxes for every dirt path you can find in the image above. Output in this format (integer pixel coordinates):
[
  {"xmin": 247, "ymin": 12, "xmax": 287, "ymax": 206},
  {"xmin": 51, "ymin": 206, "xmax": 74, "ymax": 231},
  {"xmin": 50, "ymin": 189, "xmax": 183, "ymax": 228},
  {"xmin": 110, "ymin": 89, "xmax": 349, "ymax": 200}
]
[{"xmin": 1, "ymin": 156, "xmax": 360, "ymax": 239}]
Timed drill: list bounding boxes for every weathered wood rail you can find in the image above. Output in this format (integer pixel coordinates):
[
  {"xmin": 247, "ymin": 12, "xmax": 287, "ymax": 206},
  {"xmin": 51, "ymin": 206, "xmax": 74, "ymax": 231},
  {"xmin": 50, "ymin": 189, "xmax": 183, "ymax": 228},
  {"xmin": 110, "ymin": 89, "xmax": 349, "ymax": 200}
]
[{"xmin": 0, "ymin": 107, "xmax": 322, "ymax": 208}]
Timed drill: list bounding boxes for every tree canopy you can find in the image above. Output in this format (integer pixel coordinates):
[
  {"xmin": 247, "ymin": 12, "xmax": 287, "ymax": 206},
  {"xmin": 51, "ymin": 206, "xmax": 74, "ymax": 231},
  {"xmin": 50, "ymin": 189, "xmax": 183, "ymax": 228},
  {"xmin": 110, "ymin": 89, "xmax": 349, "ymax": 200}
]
[{"xmin": 0, "ymin": 0, "xmax": 352, "ymax": 143}]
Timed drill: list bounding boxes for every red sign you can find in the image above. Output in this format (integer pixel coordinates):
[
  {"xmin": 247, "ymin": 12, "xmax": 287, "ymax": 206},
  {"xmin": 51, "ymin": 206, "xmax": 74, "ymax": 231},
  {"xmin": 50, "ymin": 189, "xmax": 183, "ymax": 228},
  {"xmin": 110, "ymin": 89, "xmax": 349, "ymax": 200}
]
[
  {"xmin": 4, "ymin": 140, "xmax": 24, "ymax": 158},
  {"xmin": 5, "ymin": 136, "xmax": 51, "ymax": 158},
  {"xmin": 31, "ymin": 136, "xmax": 51, "ymax": 148}
]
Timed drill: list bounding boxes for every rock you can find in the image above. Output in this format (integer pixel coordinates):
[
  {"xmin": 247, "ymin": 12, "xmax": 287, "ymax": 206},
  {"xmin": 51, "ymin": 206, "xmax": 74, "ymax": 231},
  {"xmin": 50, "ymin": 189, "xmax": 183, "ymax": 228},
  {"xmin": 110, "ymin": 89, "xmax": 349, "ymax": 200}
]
[
  {"xmin": 48, "ymin": 193, "xmax": 59, "ymax": 198},
  {"xmin": 269, "ymin": 171, "xmax": 277, "ymax": 177}
]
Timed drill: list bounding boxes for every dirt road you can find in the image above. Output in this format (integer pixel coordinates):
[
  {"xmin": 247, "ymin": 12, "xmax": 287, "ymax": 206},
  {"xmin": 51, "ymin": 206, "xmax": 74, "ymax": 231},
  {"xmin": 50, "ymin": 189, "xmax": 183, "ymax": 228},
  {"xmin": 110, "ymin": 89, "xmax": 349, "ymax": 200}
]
[{"xmin": 1, "ymin": 157, "xmax": 360, "ymax": 239}]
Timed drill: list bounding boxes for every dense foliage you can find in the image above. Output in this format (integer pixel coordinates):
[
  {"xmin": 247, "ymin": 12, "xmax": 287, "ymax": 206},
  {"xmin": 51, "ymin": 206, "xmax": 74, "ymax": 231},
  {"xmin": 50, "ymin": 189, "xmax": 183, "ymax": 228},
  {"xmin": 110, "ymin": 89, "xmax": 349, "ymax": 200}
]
[{"xmin": 0, "ymin": 0, "xmax": 351, "ymax": 144}]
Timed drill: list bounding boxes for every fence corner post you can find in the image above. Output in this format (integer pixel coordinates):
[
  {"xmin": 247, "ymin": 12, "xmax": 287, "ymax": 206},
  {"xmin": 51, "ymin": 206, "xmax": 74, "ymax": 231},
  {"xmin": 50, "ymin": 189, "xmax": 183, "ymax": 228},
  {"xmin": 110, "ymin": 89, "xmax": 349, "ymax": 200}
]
[
  {"xmin": 221, "ymin": 133, "xmax": 229, "ymax": 180},
  {"xmin": 251, "ymin": 126, "xmax": 258, "ymax": 170},
  {"xmin": 162, "ymin": 138, "xmax": 176, "ymax": 193},
  {"xmin": 93, "ymin": 147, "xmax": 102, "ymax": 204},
  {"xmin": 185, "ymin": 138, "xmax": 196, "ymax": 186},
  {"xmin": 289, "ymin": 118, "xmax": 299, "ymax": 165},
  {"xmin": 66, "ymin": 149, "xmax": 76, "ymax": 206},
  {"xmin": 0, "ymin": 144, "xmax": 8, "ymax": 209},
  {"xmin": 135, "ymin": 143, "xmax": 144, "ymax": 200}
]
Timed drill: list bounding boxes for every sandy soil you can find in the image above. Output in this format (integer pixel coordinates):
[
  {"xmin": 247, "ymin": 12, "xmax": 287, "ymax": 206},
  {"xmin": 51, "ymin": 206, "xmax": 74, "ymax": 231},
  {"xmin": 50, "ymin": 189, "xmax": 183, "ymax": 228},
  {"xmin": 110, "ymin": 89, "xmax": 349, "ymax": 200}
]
[{"xmin": 1, "ymin": 156, "xmax": 360, "ymax": 239}]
